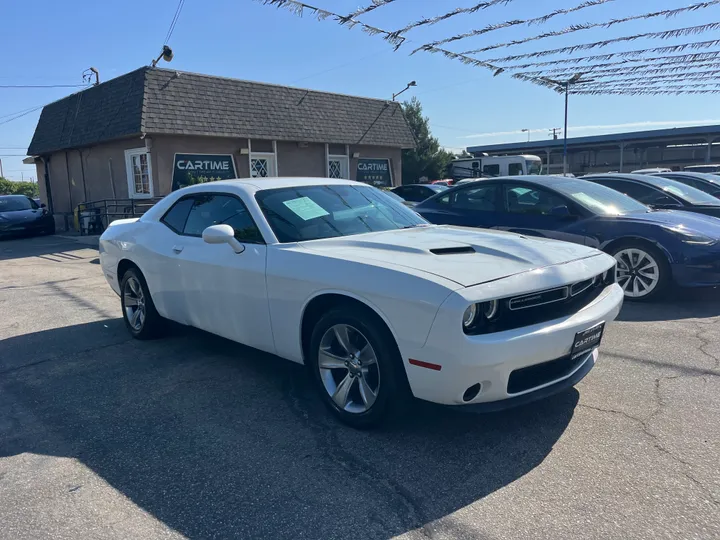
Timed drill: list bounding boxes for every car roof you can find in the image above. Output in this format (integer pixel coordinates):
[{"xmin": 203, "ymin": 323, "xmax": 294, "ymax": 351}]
[
  {"xmin": 208, "ymin": 177, "xmax": 366, "ymax": 191},
  {"xmin": 582, "ymin": 173, "xmax": 658, "ymax": 182},
  {"xmin": 652, "ymin": 171, "xmax": 720, "ymax": 181}
]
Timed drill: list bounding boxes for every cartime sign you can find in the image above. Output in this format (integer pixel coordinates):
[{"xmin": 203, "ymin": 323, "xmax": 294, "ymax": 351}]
[
  {"xmin": 172, "ymin": 154, "xmax": 237, "ymax": 191},
  {"xmin": 356, "ymin": 158, "xmax": 392, "ymax": 187}
]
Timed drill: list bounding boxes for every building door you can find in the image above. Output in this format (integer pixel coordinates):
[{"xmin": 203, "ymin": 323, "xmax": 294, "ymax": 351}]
[{"xmin": 250, "ymin": 153, "xmax": 277, "ymax": 178}]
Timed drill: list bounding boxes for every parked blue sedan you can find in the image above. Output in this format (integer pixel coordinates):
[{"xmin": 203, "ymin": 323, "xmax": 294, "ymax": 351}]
[{"xmin": 415, "ymin": 175, "xmax": 720, "ymax": 300}]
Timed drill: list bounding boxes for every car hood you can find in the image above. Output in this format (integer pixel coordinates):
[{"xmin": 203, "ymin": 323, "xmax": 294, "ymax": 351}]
[
  {"xmin": 300, "ymin": 225, "xmax": 604, "ymax": 287},
  {"xmin": 611, "ymin": 209, "xmax": 720, "ymax": 235},
  {"xmin": 0, "ymin": 209, "xmax": 45, "ymax": 223}
]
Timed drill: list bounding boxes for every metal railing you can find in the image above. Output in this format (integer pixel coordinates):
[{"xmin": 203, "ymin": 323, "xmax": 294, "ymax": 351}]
[{"xmin": 76, "ymin": 197, "xmax": 164, "ymax": 235}]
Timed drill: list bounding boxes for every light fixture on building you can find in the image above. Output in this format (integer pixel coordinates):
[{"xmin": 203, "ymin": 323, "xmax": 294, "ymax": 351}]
[
  {"xmin": 239, "ymin": 148, "xmax": 249, "ymax": 155},
  {"xmin": 352, "ymin": 152, "xmax": 360, "ymax": 158},
  {"xmin": 151, "ymin": 45, "xmax": 174, "ymax": 67},
  {"xmin": 392, "ymin": 81, "xmax": 417, "ymax": 101}
]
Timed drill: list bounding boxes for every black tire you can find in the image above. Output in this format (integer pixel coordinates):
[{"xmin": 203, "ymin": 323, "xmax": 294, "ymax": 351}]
[
  {"xmin": 308, "ymin": 306, "xmax": 408, "ymax": 428},
  {"xmin": 608, "ymin": 241, "xmax": 670, "ymax": 301},
  {"xmin": 120, "ymin": 267, "xmax": 163, "ymax": 339}
]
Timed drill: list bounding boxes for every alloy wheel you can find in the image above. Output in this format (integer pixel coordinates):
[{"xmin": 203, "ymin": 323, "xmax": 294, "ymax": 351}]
[
  {"xmin": 318, "ymin": 324, "xmax": 380, "ymax": 414},
  {"xmin": 614, "ymin": 248, "xmax": 660, "ymax": 298},
  {"xmin": 123, "ymin": 276, "xmax": 146, "ymax": 331}
]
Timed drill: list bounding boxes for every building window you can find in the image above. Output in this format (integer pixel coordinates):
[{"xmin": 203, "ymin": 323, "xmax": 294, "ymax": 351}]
[
  {"xmin": 250, "ymin": 153, "xmax": 277, "ymax": 178},
  {"xmin": 248, "ymin": 139, "xmax": 277, "ymax": 178},
  {"xmin": 124, "ymin": 148, "xmax": 154, "ymax": 198},
  {"xmin": 326, "ymin": 143, "xmax": 349, "ymax": 179}
]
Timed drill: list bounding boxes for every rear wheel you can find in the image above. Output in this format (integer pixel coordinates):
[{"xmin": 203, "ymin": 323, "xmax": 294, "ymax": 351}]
[
  {"xmin": 308, "ymin": 307, "xmax": 407, "ymax": 428},
  {"xmin": 610, "ymin": 243, "xmax": 669, "ymax": 301},
  {"xmin": 120, "ymin": 268, "xmax": 163, "ymax": 339}
]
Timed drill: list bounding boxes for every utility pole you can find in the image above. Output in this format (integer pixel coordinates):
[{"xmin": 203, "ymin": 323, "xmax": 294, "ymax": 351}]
[{"xmin": 549, "ymin": 128, "xmax": 561, "ymax": 140}]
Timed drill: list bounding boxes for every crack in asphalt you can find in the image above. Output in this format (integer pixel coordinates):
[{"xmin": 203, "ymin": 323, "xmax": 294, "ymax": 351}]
[
  {"xmin": 281, "ymin": 374, "xmax": 434, "ymax": 538},
  {"xmin": 580, "ymin": 372, "xmax": 720, "ymax": 508}
]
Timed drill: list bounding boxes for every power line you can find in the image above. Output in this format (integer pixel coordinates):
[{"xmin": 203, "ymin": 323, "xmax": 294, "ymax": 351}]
[
  {"xmin": 0, "ymin": 84, "xmax": 87, "ymax": 89},
  {"xmin": 163, "ymin": 0, "xmax": 186, "ymax": 45},
  {"xmin": 0, "ymin": 105, "xmax": 44, "ymax": 127}
]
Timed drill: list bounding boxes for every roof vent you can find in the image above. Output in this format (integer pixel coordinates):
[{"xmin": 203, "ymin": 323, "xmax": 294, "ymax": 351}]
[{"xmin": 429, "ymin": 246, "xmax": 476, "ymax": 255}]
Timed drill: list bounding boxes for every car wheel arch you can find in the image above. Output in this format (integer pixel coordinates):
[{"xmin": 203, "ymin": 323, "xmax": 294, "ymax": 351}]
[
  {"xmin": 601, "ymin": 236, "xmax": 674, "ymax": 264},
  {"xmin": 117, "ymin": 258, "xmax": 141, "ymax": 284},
  {"xmin": 299, "ymin": 292, "xmax": 400, "ymax": 365}
]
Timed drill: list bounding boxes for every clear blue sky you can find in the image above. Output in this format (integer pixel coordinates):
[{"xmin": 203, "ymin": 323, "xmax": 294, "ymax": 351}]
[{"xmin": 2, "ymin": 0, "xmax": 719, "ymax": 180}]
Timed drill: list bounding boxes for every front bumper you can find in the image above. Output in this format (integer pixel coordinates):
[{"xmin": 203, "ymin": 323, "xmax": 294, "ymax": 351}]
[
  {"xmin": 671, "ymin": 244, "xmax": 720, "ymax": 287},
  {"xmin": 0, "ymin": 218, "xmax": 53, "ymax": 236},
  {"xmin": 403, "ymin": 282, "xmax": 623, "ymax": 407}
]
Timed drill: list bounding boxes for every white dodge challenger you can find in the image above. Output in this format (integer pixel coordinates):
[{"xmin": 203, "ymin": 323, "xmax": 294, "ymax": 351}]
[{"xmin": 99, "ymin": 178, "xmax": 623, "ymax": 427}]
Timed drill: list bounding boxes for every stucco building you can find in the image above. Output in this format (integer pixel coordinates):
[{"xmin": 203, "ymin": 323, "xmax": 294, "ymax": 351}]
[{"xmin": 27, "ymin": 67, "xmax": 414, "ymax": 229}]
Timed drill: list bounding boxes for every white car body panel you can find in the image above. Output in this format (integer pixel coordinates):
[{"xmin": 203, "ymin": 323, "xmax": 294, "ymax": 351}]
[{"xmin": 100, "ymin": 178, "xmax": 623, "ymax": 408}]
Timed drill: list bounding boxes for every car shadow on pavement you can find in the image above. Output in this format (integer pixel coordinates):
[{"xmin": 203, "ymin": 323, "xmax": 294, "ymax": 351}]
[
  {"xmin": 0, "ymin": 320, "xmax": 578, "ymax": 539},
  {"xmin": 0, "ymin": 235, "xmax": 94, "ymax": 262},
  {"xmin": 618, "ymin": 286, "xmax": 720, "ymax": 322}
]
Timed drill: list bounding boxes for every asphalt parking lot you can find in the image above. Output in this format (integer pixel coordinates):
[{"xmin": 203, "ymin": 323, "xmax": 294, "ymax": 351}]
[{"xmin": 1, "ymin": 236, "xmax": 719, "ymax": 540}]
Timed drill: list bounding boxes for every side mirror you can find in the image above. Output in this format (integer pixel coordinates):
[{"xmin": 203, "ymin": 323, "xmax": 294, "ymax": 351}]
[
  {"xmin": 202, "ymin": 224, "xmax": 245, "ymax": 254},
  {"xmin": 40, "ymin": 203, "xmax": 47, "ymax": 208}
]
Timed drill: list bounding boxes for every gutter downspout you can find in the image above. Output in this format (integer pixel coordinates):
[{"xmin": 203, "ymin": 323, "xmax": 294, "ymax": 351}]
[
  {"xmin": 78, "ymin": 149, "xmax": 88, "ymax": 202},
  {"xmin": 42, "ymin": 156, "xmax": 54, "ymax": 214}
]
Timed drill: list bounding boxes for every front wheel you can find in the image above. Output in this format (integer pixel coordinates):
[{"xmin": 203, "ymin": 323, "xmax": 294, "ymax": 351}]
[
  {"xmin": 610, "ymin": 243, "xmax": 669, "ymax": 301},
  {"xmin": 308, "ymin": 307, "xmax": 407, "ymax": 428}
]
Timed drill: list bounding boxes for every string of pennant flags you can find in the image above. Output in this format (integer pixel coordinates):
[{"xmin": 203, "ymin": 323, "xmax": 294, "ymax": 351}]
[{"xmin": 257, "ymin": 0, "xmax": 720, "ymax": 95}]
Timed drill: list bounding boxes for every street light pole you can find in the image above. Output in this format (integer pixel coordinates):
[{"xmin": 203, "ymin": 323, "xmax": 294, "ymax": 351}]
[
  {"xmin": 563, "ymin": 82, "xmax": 569, "ymax": 175},
  {"xmin": 540, "ymin": 73, "xmax": 594, "ymax": 176},
  {"xmin": 521, "ymin": 128, "xmax": 530, "ymax": 142}
]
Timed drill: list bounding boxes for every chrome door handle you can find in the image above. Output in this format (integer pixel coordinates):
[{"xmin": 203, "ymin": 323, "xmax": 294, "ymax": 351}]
[{"xmin": 172, "ymin": 245, "xmax": 184, "ymax": 254}]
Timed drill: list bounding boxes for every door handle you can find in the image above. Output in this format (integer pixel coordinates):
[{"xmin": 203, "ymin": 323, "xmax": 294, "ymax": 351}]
[{"xmin": 172, "ymin": 245, "xmax": 184, "ymax": 254}]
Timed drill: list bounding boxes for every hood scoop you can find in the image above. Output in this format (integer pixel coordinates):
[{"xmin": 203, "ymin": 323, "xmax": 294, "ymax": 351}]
[{"xmin": 430, "ymin": 246, "xmax": 476, "ymax": 255}]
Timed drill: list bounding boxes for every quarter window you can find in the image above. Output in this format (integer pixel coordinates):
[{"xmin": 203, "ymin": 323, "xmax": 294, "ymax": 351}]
[
  {"xmin": 504, "ymin": 184, "xmax": 569, "ymax": 215},
  {"xmin": 161, "ymin": 197, "xmax": 194, "ymax": 233},
  {"xmin": 182, "ymin": 194, "xmax": 264, "ymax": 243}
]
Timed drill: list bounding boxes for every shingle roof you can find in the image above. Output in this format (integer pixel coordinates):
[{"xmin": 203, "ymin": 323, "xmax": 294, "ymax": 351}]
[
  {"xmin": 27, "ymin": 68, "xmax": 146, "ymax": 156},
  {"xmin": 28, "ymin": 67, "xmax": 415, "ymax": 155}
]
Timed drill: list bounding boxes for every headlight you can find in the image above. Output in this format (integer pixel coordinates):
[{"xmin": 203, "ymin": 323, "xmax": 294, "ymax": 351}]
[
  {"xmin": 463, "ymin": 300, "xmax": 499, "ymax": 332},
  {"xmin": 462, "ymin": 304, "xmax": 477, "ymax": 328},
  {"xmin": 481, "ymin": 300, "xmax": 498, "ymax": 319},
  {"xmin": 666, "ymin": 226, "xmax": 717, "ymax": 245}
]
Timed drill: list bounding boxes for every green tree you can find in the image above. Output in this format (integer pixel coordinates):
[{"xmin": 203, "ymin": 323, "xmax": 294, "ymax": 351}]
[
  {"xmin": 401, "ymin": 97, "xmax": 456, "ymax": 183},
  {"xmin": 0, "ymin": 177, "xmax": 39, "ymax": 197}
]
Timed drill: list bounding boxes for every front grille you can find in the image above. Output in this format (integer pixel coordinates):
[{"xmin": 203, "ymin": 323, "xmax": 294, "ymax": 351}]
[
  {"xmin": 509, "ymin": 286, "xmax": 568, "ymax": 310},
  {"xmin": 507, "ymin": 353, "xmax": 589, "ymax": 394}
]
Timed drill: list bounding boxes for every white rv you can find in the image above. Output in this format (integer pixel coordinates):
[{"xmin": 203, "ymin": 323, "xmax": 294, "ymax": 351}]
[{"xmin": 450, "ymin": 154, "xmax": 543, "ymax": 180}]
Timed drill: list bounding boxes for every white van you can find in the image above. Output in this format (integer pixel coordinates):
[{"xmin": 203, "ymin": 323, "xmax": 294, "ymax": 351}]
[{"xmin": 450, "ymin": 154, "xmax": 543, "ymax": 180}]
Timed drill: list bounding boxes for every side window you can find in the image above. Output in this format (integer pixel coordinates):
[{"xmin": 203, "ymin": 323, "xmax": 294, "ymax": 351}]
[
  {"xmin": 449, "ymin": 184, "xmax": 499, "ymax": 211},
  {"xmin": 602, "ymin": 180, "xmax": 676, "ymax": 205},
  {"xmin": 508, "ymin": 163, "xmax": 524, "ymax": 176},
  {"xmin": 504, "ymin": 184, "xmax": 569, "ymax": 215},
  {"xmin": 392, "ymin": 186, "xmax": 409, "ymax": 199},
  {"xmin": 183, "ymin": 194, "xmax": 264, "ymax": 243},
  {"xmin": 161, "ymin": 197, "xmax": 194, "ymax": 233},
  {"xmin": 483, "ymin": 164, "xmax": 500, "ymax": 177},
  {"xmin": 667, "ymin": 175, "xmax": 700, "ymax": 190}
]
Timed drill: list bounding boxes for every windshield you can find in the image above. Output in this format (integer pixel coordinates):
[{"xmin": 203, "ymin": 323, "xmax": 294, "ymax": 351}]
[
  {"xmin": 428, "ymin": 184, "xmax": 449, "ymax": 192},
  {"xmin": 642, "ymin": 175, "xmax": 720, "ymax": 205},
  {"xmin": 0, "ymin": 196, "xmax": 36, "ymax": 212},
  {"xmin": 526, "ymin": 159, "xmax": 543, "ymax": 175},
  {"xmin": 552, "ymin": 180, "xmax": 649, "ymax": 215},
  {"xmin": 255, "ymin": 185, "xmax": 429, "ymax": 243}
]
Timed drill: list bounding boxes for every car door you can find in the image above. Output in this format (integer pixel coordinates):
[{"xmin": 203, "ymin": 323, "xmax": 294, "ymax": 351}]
[
  {"xmin": 172, "ymin": 192, "xmax": 275, "ymax": 354},
  {"xmin": 417, "ymin": 182, "xmax": 502, "ymax": 228},
  {"xmin": 494, "ymin": 182, "xmax": 590, "ymax": 245}
]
